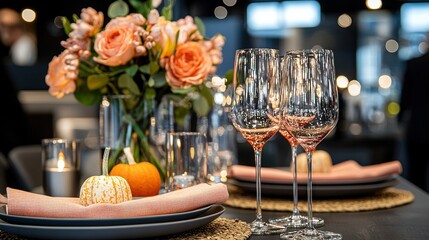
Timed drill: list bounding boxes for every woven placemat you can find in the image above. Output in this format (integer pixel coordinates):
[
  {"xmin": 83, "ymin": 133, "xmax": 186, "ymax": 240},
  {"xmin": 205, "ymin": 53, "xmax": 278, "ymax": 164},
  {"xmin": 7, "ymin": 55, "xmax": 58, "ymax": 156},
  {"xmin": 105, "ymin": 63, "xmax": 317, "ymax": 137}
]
[
  {"xmin": 0, "ymin": 217, "xmax": 251, "ymax": 240},
  {"xmin": 0, "ymin": 230, "xmax": 22, "ymax": 240},
  {"xmin": 225, "ymin": 184, "xmax": 415, "ymax": 212},
  {"xmin": 167, "ymin": 217, "xmax": 251, "ymax": 240}
]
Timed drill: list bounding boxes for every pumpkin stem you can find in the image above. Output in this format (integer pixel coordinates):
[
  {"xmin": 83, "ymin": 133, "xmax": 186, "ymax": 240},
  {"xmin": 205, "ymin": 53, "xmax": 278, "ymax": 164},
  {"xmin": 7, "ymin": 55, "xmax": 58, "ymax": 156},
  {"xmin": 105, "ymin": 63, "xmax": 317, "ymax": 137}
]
[
  {"xmin": 123, "ymin": 147, "xmax": 137, "ymax": 165},
  {"xmin": 102, "ymin": 147, "xmax": 111, "ymax": 176}
]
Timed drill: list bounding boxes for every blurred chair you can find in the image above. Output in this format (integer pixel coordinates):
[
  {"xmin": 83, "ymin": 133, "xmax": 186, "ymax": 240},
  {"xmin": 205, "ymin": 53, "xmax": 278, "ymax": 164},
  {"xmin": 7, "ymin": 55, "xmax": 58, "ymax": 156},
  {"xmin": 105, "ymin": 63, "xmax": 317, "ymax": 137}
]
[
  {"xmin": 0, "ymin": 152, "xmax": 8, "ymax": 194},
  {"xmin": 7, "ymin": 145, "xmax": 42, "ymax": 191}
]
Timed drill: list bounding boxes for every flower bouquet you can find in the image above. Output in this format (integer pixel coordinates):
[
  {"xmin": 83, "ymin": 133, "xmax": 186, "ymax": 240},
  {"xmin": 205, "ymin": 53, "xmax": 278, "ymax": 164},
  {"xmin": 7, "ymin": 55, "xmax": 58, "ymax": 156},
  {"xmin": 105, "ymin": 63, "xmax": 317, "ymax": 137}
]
[{"xmin": 45, "ymin": 0, "xmax": 228, "ymax": 180}]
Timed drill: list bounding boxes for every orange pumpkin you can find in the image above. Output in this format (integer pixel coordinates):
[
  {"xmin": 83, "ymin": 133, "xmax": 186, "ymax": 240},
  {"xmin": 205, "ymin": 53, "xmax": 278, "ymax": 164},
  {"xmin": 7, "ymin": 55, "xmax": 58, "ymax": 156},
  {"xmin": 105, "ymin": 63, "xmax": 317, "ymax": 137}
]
[
  {"xmin": 79, "ymin": 147, "xmax": 132, "ymax": 206},
  {"xmin": 110, "ymin": 147, "xmax": 161, "ymax": 197}
]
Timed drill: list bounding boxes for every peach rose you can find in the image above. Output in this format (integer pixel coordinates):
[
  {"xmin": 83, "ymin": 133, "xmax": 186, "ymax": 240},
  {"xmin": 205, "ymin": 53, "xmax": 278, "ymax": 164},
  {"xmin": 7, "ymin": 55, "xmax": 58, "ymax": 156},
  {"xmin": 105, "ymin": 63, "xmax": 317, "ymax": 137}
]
[
  {"xmin": 93, "ymin": 25, "xmax": 137, "ymax": 67},
  {"xmin": 165, "ymin": 42, "xmax": 212, "ymax": 89},
  {"xmin": 45, "ymin": 51, "xmax": 78, "ymax": 99}
]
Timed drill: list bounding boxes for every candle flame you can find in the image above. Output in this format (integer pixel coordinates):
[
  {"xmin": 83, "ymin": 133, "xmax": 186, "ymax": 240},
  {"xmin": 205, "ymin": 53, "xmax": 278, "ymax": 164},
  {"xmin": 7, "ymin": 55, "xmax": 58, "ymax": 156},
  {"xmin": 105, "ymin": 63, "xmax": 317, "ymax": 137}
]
[
  {"xmin": 57, "ymin": 150, "xmax": 65, "ymax": 171},
  {"xmin": 189, "ymin": 147, "xmax": 195, "ymax": 159}
]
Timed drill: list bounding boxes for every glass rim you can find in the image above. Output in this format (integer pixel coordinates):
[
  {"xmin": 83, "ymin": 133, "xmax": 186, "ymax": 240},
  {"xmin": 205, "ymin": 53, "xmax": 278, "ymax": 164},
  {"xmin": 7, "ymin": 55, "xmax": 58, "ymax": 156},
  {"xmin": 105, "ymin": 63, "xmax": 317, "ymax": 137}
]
[
  {"xmin": 285, "ymin": 48, "xmax": 333, "ymax": 55},
  {"xmin": 102, "ymin": 95, "xmax": 140, "ymax": 99},
  {"xmin": 166, "ymin": 132, "xmax": 205, "ymax": 136},
  {"xmin": 235, "ymin": 48, "xmax": 279, "ymax": 54},
  {"xmin": 41, "ymin": 138, "xmax": 81, "ymax": 144}
]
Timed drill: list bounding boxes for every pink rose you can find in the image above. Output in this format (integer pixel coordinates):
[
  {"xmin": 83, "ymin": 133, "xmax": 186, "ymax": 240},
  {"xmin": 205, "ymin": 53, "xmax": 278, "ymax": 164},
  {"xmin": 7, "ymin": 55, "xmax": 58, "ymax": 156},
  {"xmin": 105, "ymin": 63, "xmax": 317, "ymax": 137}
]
[
  {"xmin": 165, "ymin": 42, "xmax": 212, "ymax": 89},
  {"xmin": 93, "ymin": 25, "xmax": 137, "ymax": 67},
  {"xmin": 45, "ymin": 51, "xmax": 78, "ymax": 99}
]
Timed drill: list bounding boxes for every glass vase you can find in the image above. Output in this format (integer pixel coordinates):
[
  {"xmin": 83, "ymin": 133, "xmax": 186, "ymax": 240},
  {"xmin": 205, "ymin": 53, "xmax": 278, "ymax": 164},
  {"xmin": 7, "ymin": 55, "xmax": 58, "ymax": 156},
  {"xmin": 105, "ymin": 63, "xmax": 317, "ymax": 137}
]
[{"xmin": 99, "ymin": 95, "xmax": 165, "ymax": 179}]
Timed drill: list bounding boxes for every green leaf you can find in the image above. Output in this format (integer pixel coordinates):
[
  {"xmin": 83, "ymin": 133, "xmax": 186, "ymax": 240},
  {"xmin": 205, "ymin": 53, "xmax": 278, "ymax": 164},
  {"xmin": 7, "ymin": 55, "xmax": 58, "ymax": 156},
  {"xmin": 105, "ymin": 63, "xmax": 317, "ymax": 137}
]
[
  {"xmin": 194, "ymin": 16, "xmax": 206, "ymax": 37},
  {"xmin": 149, "ymin": 61, "xmax": 160, "ymax": 75},
  {"xmin": 199, "ymin": 84, "xmax": 214, "ymax": 108},
  {"xmin": 78, "ymin": 60, "xmax": 97, "ymax": 76},
  {"xmin": 74, "ymin": 80, "xmax": 103, "ymax": 105},
  {"xmin": 145, "ymin": 87, "xmax": 156, "ymax": 99},
  {"xmin": 87, "ymin": 75, "xmax": 109, "ymax": 90},
  {"xmin": 72, "ymin": 14, "xmax": 79, "ymax": 22},
  {"xmin": 174, "ymin": 105, "xmax": 191, "ymax": 127},
  {"xmin": 108, "ymin": 0, "xmax": 129, "ymax": 18},
  {"xmin": 193, "ymin": 95, "xmax": 210, "ymax": 117},
  {"xmin": 171, "ymin": 87, "xmax": 196, "ymax": 95},
  {"xmin": 118, "ymin": 74, "xmax": 141, "ymax": 95},
  {"xmin": 139, "ymin": 64, "xmax": 150, "ymax": 74},
  {"xmin": 224, "ymin": 69, "xmax": 234, "ymax": 85},
  {"xmin": 126, "ymin": 64, "xmax": 139, "ymax": 77},
  {"xmin": 129, "ymin": 0, "xmax": 151, "ymax": 17},
  {"xmin": 161, "ymin": 0, "xmax": 174, "ymax": 21},
  {"xmin": 152, "ymin": 71, "xmax": 167, "ymax": 88},
  {"xmin": 148, "ymin": 77, "xmax": 155, "ymax": 87},
  {"xmin": 61, "ymin": 17, "xmax": 72, "ymax": 35}
]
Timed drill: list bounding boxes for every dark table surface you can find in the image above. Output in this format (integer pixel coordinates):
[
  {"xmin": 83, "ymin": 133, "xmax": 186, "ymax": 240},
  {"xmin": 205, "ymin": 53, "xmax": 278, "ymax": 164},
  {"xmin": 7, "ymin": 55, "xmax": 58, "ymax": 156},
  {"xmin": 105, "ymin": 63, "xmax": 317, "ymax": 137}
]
[
  {"xmin": 1, "ymin": 176, "xmax": 428, "ymax": 240},
  {"xmin": 222, "ymin": 176, "xmax": 429, "ymax": 240}
]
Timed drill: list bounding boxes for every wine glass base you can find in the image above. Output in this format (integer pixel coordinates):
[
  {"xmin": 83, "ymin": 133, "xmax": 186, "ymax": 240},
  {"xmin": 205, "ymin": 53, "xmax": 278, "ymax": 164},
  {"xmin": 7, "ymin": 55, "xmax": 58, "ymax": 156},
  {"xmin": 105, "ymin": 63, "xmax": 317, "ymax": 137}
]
[
  {"xmin": 280, "ymin": 228, "xmax": 342, "ymax": 240},
  {"xmin": 269, "ymin": 215, "xmax": 325, "ymax": 228},
  {"xmin": 250, "ymin": 220, "xmax": 288, "ymax": 235}
]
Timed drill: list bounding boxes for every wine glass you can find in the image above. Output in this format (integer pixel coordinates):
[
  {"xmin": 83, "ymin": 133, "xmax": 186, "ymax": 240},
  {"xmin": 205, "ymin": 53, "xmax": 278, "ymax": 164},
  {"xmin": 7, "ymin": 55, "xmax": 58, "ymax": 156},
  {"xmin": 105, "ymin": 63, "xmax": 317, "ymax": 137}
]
[
  {"xmin": 268, "ymin": 130, "xmax": 324, "ymax": 228},
  {"xmin": 281, "ymin": 48, "xmax": 341, "ymax": 239},
  {"xmin": 269, "ymin": 57, "xmax": 324, "ymax": 229},
  {"xmin": 230, "ymin": 48, "xmax": 285, "ymax": 235}
]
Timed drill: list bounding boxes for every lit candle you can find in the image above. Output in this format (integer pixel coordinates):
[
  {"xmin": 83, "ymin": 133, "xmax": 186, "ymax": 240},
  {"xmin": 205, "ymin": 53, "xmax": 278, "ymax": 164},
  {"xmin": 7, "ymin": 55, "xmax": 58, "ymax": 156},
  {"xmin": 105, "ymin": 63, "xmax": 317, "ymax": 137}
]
[
  {"xmin": 173, "ymin": 173, "xmax": 195, "ymax": 190},
  {"xmin": 43, "ymin": 150, "xmax": 80, "ymax": 197}
]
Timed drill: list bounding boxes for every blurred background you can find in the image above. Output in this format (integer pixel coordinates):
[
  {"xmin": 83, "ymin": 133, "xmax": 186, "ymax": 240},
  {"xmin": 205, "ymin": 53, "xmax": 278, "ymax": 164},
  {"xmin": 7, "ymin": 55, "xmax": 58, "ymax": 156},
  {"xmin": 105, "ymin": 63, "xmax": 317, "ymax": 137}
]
[{"xmin": 0, "ymin": 0, "xmax": 428, "ymax": 191}]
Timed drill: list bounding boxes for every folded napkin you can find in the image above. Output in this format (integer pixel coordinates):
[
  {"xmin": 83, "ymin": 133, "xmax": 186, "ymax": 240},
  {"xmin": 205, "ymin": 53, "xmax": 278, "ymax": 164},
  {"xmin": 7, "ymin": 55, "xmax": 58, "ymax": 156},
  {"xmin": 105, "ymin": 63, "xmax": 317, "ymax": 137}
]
[
  {"xmin": 229, "ymin": 160, "xmax": 402, "ymax": 184},
  {"xmin": 0, "ymin": 183, "xmax": 228, "ymax": 219}
]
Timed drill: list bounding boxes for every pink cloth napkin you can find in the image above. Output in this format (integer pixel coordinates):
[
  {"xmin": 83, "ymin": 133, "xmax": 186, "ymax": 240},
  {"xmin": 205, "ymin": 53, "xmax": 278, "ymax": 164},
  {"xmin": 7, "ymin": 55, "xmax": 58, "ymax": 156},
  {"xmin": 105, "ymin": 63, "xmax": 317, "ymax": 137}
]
[
  {"xmin": 0, "ymin": 183, "xmax": 228, "ymax": 218},
  {"xmin": 229, "ymin": 160, "xmax": 402, "ymax": 184}
]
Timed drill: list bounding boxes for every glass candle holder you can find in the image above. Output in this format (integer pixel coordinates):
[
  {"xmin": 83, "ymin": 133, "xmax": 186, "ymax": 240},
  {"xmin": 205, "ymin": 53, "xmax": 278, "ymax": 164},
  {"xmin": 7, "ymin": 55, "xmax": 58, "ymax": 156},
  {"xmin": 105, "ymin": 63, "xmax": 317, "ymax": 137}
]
[
  {"xmin": 165, "ymin": 132, "xmax": 207, "ymax": 191},
  {"xmin": 42, "ymin": 138, "xmax": 81, "ymax": 197}
]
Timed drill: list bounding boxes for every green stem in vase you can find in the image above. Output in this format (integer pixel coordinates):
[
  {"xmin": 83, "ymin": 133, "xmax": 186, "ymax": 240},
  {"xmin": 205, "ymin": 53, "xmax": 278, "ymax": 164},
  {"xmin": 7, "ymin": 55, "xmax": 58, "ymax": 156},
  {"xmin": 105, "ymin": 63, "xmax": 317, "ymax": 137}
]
[
  {"xmin": 123, "ymin": 114, "xmax": 166, "ymax": 180},
  {"xmin": 108, "ymin": 144, "xmax": 124, "ymax": 172}
]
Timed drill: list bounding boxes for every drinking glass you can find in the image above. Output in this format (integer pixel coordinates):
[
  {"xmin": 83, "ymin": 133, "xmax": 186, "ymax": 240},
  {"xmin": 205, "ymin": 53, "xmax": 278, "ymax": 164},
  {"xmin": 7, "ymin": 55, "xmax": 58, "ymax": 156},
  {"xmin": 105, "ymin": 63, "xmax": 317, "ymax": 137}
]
[
  {"xmin": 164, "ymin": 132, "xmax": 208, "ymax": 191},
  {"xmin": 230, "ymin": 48, "xmax": 285, "ymax": 235},
  {"xmin": 269, "ymin": 58, "xmax": 324, "ymax": 229},
  {"xmin": 281, "ymin": 48, "xmax": 341, "ymax": 239},
  {"xmin": 197, "ymin": 95, "xmax": 237, "ymax": 183}
]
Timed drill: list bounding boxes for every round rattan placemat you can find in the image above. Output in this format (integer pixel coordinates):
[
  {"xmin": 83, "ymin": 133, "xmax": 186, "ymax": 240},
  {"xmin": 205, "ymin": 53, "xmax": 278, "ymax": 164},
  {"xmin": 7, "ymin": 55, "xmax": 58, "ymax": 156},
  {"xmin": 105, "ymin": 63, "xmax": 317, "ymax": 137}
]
[{"xmin": 225, "ymin": 184, "xmax": 415, "ymax": 212}]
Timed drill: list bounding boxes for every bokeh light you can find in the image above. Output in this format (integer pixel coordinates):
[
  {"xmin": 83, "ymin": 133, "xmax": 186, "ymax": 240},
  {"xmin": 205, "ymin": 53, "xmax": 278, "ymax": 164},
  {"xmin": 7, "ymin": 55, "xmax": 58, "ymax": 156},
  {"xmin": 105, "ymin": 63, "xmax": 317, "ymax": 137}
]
[
  {"xmin": 347, "ymin": 80, "xmax": 361, "ymax": 96},
  {"xmin": 338, "ymin": 13, "xmax": 352, "ymax": 28}
]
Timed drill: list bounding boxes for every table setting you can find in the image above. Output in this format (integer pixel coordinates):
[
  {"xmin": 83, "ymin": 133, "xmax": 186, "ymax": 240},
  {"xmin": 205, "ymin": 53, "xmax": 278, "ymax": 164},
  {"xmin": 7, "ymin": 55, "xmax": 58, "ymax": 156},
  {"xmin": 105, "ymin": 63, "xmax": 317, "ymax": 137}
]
[
  {"xmin": 228, "ymin": 159, "xmax": 403, "ymax": 198},
  {"xmin": 0, "ymin": 0, "xmax": 426, "ymax": 238},
  {"xmin": 226, "ymin": 159, "xmax": 413, "ymax": 212},
  {"xmin": 1, "ymin": 44, "xmax": 420, "ymax": 240},
  {"xmin": 0, "ymin": 183, "xmax": 232, "ymax": 240}
]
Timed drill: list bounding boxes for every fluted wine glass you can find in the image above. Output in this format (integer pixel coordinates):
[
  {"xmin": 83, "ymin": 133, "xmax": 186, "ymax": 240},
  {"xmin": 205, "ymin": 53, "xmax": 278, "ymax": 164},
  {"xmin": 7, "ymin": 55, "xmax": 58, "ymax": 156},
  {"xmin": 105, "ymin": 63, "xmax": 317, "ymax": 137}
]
[
  {"xmin": 281, "ymin": 48, "xmax": 341, "ymax": 239},
  {"xmin": 269, "ymin": 56, "xmax": 324, "ymax": 229},
  {"xmin": 269, "ymin": 130, "xmax": 324, "ymax": 228},
  {"xmin": 230, "ymin": 48, "xmax": 285, "ymax": 235}
]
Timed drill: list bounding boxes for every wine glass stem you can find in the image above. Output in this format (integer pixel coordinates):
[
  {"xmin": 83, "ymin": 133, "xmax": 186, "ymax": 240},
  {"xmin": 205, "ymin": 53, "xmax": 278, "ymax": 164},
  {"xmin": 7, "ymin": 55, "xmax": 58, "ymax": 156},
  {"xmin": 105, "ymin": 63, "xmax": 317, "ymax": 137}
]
[
  {"xmin": 306, "ymin": 151, "xmax": 314, "ymax": 230},
  {"xmin": 254, "ymin": 149, "xmax": 263, "ymax": 222},
  {"xmin": 291, "ymin": 146, "xmax": 300, "ymax": 216}
]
